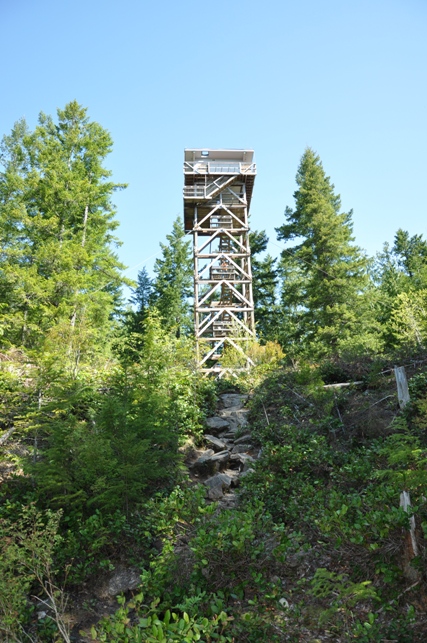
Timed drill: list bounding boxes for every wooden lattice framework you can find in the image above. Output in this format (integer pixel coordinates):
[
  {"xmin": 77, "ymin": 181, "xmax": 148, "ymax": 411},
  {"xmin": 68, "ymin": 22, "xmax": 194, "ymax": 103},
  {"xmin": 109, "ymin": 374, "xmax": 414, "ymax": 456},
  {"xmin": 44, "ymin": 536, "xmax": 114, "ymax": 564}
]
[{"xmin": 183, "ymin": 149, "xmax": 256, "ymax": 376}]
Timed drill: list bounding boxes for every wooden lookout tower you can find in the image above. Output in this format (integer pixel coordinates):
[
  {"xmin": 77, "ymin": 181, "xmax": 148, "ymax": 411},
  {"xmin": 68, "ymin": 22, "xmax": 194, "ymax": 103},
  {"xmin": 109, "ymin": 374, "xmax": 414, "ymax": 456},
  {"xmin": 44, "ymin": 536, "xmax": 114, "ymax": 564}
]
[{"xmin": 183, "ymin": 149, "xmax": 256, "ymax": 376}]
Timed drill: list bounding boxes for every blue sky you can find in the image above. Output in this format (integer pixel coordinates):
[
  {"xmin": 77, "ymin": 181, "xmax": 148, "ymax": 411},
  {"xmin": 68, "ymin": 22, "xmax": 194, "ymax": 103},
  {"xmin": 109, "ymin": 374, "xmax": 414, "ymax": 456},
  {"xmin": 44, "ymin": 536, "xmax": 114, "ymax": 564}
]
[{"xmin": 2, "ymin": 0, "xmax": 427, "ymax": 285}]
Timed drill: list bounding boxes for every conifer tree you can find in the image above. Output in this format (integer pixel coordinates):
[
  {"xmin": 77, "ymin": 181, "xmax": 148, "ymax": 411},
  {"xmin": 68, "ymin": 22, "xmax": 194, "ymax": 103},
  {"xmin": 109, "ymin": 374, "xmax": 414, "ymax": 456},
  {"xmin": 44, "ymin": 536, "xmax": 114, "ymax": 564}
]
[
  {"xmin": 151, "ymin": 218, "xmax": 192, "ymax": 336},
  {"xmin": 374, "ymin": 229, "xmax": 427, "ymax": 350},
  {"xmin": 249, "ymin": 230, "xmax": 279, "ymax": 341},
  {"xmin": 276, "ymin": 148, "xmax": 368, "ymax": 356},
  {"xmin": 0, "ymin": 101, "xmax": 126, "ymax": 371},
  {"xmin": 130, "ymin": 266, "xmax": 153, "ymax": 314},
  {"xmin": 120, "ymin": 267, "xmax": 153, "ymax": 359}
]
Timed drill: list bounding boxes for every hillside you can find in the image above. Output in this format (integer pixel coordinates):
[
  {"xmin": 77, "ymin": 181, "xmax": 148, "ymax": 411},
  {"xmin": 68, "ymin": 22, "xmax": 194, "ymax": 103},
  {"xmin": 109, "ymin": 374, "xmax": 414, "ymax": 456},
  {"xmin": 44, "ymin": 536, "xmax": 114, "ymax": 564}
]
[
  {"xmin": 2, "ymin": 352, "xmax": 427, "ymax": 641},
  {"xmin": 2, "ymin": 101, "xmax": 427, "ymax": 642}
]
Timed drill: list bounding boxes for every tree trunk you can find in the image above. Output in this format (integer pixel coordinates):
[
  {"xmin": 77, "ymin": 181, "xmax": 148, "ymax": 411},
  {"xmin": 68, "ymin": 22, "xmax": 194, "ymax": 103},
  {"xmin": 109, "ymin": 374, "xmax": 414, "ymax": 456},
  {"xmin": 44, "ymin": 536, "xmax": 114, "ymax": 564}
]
[
  {"xmin": 394, "ymin": 366, "xmax": 410, "ymax": 409},
  {"xmin": 81, "ymin": 204, "xmax": 89, "ymax": 247}
]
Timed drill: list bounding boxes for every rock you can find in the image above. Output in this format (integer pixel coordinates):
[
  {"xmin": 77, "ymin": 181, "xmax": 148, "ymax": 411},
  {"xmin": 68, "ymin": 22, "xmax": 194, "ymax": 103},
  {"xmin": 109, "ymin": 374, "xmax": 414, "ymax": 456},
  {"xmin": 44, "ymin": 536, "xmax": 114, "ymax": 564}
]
[
  {"xmin": 231, "ymin": 444, "xmax": 253, "ymax": 454},
  {"xmin": 204, "ymin": 435, "xmax": 227, "ymax": 452},
  {"xmin": 230, "ymin": 453, "xmax": 256, "ymax": 471},
  {"xmin": 241, "ymin": 458, "xmax": 255, "ymax": 472},
  {"xmin": 206, "ymin": 416, "xmax": 231, "ymax": 433},
  {"xmin": 220, "ymin": 429, "xmax": 238, "ymax": 439},
  {"xmin": 107, "ymin": 566, "xmax": 141, "ymax": 596},
  {"xmin": 204, "ymin": 472, "xmax": 233, "ymax": 500},
  {"xmin": 209, "ymin": 450, "xmax": 230, "ymax": 471},
  {"xmin": 219, "ymin": 394, "xmax": 248, "ymax": 408},
  {"xmin": 190, "ymin": 449, "xmax": 215, "ymax": 474},
  {"xmin": 234, "ymin": 433, "xmax": 252, "ymax": 445},
  {"xmin": 218, "ymin": 492, "xmax": 239, "ymax": 509},
  {"xmin": 220, "ymin": 408, "xmax": 249, "ymax": 429},
  {"xmin": 222, "ymin": 468, "xmax": 242, "ymax": 486},
  {"xmin": 192, "ymin": 449, "xmax": 215, "ymax": 463},
  {"xmin": 239, "ymin": 467, "xmax": 255, "ymax": 479}
]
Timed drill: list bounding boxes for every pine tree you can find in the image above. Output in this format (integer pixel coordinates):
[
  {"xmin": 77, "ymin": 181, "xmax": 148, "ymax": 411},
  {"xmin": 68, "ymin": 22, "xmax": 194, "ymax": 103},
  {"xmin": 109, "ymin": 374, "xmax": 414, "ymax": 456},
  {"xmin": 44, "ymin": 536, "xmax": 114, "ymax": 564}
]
[
  {"xmin": 276, "ymin": 148, "xmax": 368, "ymax": 357},
  {"xmin": 151, "ymin": 217, "xmax": 193, "ymax": 336}
]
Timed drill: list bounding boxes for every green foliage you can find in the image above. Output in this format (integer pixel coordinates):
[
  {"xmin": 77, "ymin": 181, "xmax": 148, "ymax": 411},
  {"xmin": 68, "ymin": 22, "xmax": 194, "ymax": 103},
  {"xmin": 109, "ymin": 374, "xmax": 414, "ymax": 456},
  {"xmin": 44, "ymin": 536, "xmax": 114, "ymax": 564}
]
[
  {"xmin": 122, "ymin": 267, "xmax": 154, "ymax": 357},
  {"xmin": 0, "ymin": 101, "xmax": 127, "ymax": 373},
  {"xmin": 389, "ymin": 290, "xmax": 427, "ymax": 349},
  {"xmin": 189, "ymin": 501, "xmax": 285, "ymax": 593},
  {"xmin": 250, "ymin": 230, "xmax": 280, "ymax": 341},
  {"xmin": 275, "ymin": 148, "xmax": 372, "ymax": 359},
  {"xmin": 15, "ymin": 312, "xmax": 210, "ymax": 520},
  {"xmin": 151, "ymin": 218, "xmax": 193, "ymax": 337},
  {"xmin": 373, "ymin": 230, "xmax": 427, "ymax": 351},
  {"xmin": 88, "ymin": 592, "xmax": 232, "ymax": 643},
  {"xmin": 310, "ymin": 567, "xmax": 379, "ymax": 608},
  {"xmin": 0, "ymin": 504, "xmax": 63, "ymax": 640}
]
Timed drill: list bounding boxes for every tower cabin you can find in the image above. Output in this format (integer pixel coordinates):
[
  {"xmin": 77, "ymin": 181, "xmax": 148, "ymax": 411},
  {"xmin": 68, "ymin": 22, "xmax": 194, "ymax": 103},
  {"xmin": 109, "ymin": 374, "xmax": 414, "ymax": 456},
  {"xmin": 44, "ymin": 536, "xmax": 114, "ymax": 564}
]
[{"xmin": 183, "ymin": 149, "xmax": 256, "ymax": 376}]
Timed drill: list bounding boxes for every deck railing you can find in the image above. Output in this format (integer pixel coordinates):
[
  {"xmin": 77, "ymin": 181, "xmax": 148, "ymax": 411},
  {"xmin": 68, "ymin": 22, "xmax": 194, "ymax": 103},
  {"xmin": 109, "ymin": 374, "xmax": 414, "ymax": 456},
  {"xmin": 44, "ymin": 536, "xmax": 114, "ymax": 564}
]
[{"xmin": 184, "ymin": 161, "xmax": 256, "ymax": 175}]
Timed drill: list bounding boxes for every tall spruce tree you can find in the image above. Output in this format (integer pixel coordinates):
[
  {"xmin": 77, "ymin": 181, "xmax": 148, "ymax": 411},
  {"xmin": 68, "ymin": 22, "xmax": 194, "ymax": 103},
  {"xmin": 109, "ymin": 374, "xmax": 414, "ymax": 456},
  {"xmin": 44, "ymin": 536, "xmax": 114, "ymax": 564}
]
[
  {"xmin": 151, "ymin": 217, "xmax": 192, "ymax": 336},
  {"xmin": 276, "ymin": 148, "xmax": 368, "ymax": 357},
  {"xmin": 0, "ymin": 101, "xmax": 126, "ymax": 371}
]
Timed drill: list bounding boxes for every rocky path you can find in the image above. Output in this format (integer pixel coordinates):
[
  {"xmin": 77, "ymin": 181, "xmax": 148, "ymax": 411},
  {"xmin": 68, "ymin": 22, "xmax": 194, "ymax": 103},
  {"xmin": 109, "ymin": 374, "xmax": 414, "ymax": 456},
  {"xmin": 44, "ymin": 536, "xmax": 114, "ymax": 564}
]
[{"xmin": 186, "ymin": 393, "xmax": 259, "ymax": 508}]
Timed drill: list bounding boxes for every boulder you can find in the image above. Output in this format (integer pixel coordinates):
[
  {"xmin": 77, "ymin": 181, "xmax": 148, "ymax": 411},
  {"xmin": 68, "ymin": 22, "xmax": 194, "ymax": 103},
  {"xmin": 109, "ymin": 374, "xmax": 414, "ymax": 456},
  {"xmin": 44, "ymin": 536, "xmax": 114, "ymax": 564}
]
[
  {"xmin": 220, "ymin": 408, "xmax": 249, "ymax": 429},
  {"xmin": 206, "ymin": 416, "xmax": 231, "ymax": 434},
  {"xmin": 230, "ymin": 452, "xmax": 256, "ymax": 471},
  {"xmin": 204, "ymin": 434, "xmax": 227, "ymax": 452},
  {"xmin": 239, "ymin": 467, "xmax": 255, "ymax": 479},
  {"xmin": 231, "ymin": 444, "xmax": 253, "ymax": 454},
  {"xmin": 221, "ymin": 467, "xmax": 242, "ymax": 487},
  {"xmin": 190, "ymin": 449, "xmax": 215, "ymax": 474},
  {"xmin": 204, "ymin": 472, "xmax": 232, "ymax": 500},
  {"xmin": 107, "ymin": 566, "xmax": 141, "ymax": 596},
  {"xmin": 219, "ymin": 429, "xmax": 238, "ymax": 439},
  {"xmin": 234, "ymin": 433, "xmax": 252, "ymax": 445},
  {"xmin": 219, "ymin": 394, "xmax": 248, "ymax": 408},
  {"xmin": 209, "ymin": 450, "xmax": 230, "ymax": 471}
]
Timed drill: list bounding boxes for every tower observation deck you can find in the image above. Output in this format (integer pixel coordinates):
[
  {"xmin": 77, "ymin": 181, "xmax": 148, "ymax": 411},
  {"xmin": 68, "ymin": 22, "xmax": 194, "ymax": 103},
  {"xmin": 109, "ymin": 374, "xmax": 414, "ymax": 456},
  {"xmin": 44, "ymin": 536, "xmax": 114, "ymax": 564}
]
[{"xmin": 183, "ymin": 149, "xmax": 256, "ymax": 376}]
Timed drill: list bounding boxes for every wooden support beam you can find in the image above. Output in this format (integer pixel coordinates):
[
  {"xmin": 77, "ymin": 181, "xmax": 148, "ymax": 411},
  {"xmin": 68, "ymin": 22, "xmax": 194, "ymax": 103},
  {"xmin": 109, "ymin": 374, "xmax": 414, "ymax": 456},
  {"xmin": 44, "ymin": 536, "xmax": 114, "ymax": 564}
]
[{"xmin": 184, "ymin": 150, "xmax": 256, "ymax": 377}]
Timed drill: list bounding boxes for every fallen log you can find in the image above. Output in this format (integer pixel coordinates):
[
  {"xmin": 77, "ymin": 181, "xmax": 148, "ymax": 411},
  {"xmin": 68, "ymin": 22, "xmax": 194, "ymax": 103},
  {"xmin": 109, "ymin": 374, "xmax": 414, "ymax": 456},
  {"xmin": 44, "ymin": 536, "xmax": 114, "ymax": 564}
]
[{"xmin": 323, "ymin": 381, "xmax": 363, "ymax": 389}]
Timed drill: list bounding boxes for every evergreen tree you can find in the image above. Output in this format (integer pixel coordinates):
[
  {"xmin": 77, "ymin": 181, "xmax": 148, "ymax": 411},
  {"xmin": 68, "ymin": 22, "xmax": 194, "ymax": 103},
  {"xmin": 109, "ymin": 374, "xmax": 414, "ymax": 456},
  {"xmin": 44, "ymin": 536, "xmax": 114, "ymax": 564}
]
[
  {"xmin": 151, "ymin": 217, "xmax": 192, "ymax": 336},
  {"xmin": 31, "ymin": 312, "xmax": 204, "ymax": 515},
  {"xmin": 374, "ymin": 229, "xmax": 427, "ymax": 350},
  {"xmin": 130, "ymin": 266, "xmax": 153, "ymax": 313},
  {"xmin": 393, "ymin": 229, "xmax": 427, "ymax": 284},
  {"xmin": 0, "ymin": 101, "xmax": 126, "ymax": 372},
  {"xmin": 276, "ymin": 148, "xmax": 369, "ymax": 357},
  {"xmin": 120, "ymin": 267, "xmax": 153, "ymax": 359},
  {"xmin": 249, "ymin": 230, "xmax": 279, "ymax": 341}
]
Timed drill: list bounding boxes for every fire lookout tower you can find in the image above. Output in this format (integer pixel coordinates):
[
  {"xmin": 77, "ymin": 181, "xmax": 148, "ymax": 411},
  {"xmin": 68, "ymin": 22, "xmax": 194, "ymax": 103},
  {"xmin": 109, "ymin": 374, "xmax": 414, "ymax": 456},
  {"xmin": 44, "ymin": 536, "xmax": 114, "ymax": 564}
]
[{"xmin": 183, "ymin": 149, "xmax": 256, "ymax": 376}]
